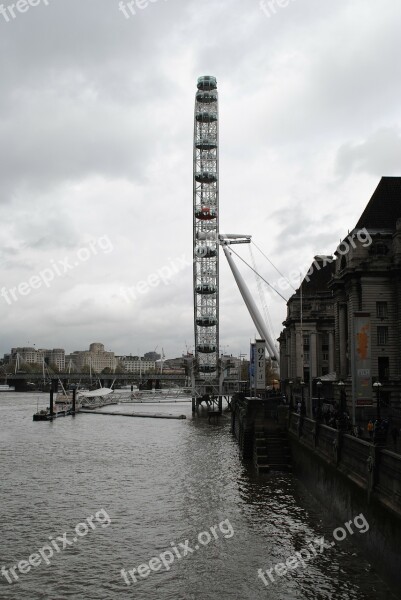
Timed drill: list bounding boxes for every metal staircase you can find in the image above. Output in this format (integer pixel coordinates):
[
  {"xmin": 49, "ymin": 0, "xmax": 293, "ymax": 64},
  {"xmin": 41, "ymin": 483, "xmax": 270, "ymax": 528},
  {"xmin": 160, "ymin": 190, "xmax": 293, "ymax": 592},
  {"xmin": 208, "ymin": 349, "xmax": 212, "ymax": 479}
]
[{"xmin": 253, "ymin": 425, "xmax": 292, "ymax": 474}]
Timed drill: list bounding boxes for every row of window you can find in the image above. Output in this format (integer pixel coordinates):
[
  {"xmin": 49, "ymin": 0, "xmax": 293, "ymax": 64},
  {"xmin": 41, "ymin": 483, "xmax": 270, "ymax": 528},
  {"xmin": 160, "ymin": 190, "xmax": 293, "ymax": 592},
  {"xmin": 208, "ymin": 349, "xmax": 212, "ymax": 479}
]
[{"xmin": 303, "ymin": 327, "xmax": 388, "ymax": 349}]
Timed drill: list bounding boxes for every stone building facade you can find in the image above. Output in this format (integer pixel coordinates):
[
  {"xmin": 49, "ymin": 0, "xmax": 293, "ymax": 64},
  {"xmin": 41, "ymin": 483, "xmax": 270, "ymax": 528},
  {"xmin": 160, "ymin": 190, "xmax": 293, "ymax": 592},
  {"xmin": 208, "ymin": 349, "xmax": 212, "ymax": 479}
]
[
  {"xmin": 279, "ymin": 255, "xmax": 335, "ymax": 411},
  {"xmin": 279, "ymin": 177, "xmax": 401, "ymax": 424},
  {"xmin": 66, "ymin": 343, "xmax": 117, "ymax": 372},
  {"xmin": 329, "ymin": 176, "xmax": 401, "ymax": 419},
  {"xmin": 8, "ymin": 347, "xmax": 65, "ymax": 370}
]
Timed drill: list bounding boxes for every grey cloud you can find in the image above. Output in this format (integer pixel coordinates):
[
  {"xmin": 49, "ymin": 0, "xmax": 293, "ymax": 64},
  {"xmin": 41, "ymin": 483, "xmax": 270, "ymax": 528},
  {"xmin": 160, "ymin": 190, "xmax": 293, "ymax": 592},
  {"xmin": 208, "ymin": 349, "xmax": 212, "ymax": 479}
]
[
  {"xmin": 336, "ymin": 128, "xmax": 401, "ymax": 179},
  {"xmin": 0, "ymin": 0, "xmax": 400, "ymax": 357}
]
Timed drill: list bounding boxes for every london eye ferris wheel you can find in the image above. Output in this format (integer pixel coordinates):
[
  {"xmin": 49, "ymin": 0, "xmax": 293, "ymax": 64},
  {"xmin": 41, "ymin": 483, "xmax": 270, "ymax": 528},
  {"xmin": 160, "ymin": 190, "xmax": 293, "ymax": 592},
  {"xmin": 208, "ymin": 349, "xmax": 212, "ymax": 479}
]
[{"xmin": 193, "ymin": 75, "xmax": 219, "ymax": 381}]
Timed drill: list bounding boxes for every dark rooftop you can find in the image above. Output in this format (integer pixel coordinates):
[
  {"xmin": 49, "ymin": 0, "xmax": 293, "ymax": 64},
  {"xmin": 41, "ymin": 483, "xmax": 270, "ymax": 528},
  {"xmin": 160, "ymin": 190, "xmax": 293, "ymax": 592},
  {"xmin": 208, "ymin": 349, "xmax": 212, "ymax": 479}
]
[
  {"xmin": 355, "ymin": 176, "xmax": 401, "ymax": 230},
  {"xmin": 299, "ymin": 256, "xmax": 335, "ymax": 296}
]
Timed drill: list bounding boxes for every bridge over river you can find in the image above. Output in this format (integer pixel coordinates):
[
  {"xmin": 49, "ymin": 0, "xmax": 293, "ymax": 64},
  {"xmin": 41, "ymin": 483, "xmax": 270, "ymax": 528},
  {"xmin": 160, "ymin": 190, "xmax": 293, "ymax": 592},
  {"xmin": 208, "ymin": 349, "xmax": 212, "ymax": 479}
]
[{"xmin": 4, "ymin": 371, "xmax": 240, "ymax": 396}]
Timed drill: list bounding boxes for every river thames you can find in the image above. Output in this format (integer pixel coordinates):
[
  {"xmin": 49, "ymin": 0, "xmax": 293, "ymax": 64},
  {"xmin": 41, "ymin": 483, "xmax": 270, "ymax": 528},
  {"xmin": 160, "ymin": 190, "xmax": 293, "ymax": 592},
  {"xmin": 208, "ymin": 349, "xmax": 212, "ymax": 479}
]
[{"xmin": 0, "ymin": 393, "xmax": 398, "ymax": 599}]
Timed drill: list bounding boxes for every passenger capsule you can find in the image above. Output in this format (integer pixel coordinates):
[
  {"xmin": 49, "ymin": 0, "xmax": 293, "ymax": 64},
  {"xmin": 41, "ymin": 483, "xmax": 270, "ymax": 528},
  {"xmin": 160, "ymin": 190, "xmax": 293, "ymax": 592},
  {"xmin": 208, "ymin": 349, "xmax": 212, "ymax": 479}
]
[
  {"xmin": 196, "ymin": 284, "xmax": 216, "ymax": 295},
  {"xmin": 195, "ymin": 246, "xmax": 217, "ymax": 258},
  {"xmin": 197, "ymin": 231, "xmax": 217, "ymax": 241},
  {"xmin": 197, "ymin": 345, "xmax": 217, "ymax": 353},
  {"xmin": 197, "ymin": 75, "xmax": 217, "ymax": 91},
  {"xmin": 196, "ymin": 138, "xmax": 217, "ymax": 151},
  {"xmin": 196, "ymin": 317, "xmax": 218, "ymax": 327},
  {"xmin": 195, "ymin": 206, "xmax": 217, "ymax": 220},
  {"xmin": 196, "ymin": 91, "xmax": 217, "ymax": 104},
  {"xmin": 195, "ymin": 171, "xmax": 217, "ymax": 184},
  {"xmin": 198, "ymin": 365, "xmax": 217, "ymax": 373},
  {"xmin": 196, "ymin": 111, "xmax": 218, "ymax": 123}
]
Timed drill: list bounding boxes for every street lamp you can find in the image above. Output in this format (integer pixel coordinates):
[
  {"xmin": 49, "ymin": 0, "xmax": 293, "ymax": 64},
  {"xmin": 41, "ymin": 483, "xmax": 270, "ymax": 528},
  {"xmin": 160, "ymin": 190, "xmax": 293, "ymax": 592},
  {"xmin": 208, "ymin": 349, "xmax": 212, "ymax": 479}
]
[
  {"xmin": 337, "ymin": 380, "xmax": 346, "ymax": 430},
  {"xmin": 373, "ymin": 381, "xmax": 382, "ymax": 421},
  {"xmin": 288, "ymin": 380, "xmax": 294, "ymax": 410},
  {"xmin": 300, "ymin": 380, "xmax": 306, "ymax": 416},
  {"xmin": 316, "ymin": 379, "xmax": 323, "ymax": 421}
]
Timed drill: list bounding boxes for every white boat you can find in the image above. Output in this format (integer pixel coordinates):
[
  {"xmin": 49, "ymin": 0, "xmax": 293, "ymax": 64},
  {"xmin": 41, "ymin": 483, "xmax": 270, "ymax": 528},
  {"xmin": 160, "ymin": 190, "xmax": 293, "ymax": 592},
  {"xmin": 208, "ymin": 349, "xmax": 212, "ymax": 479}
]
[
  {"xmin": 0, "ymin": 384, "xmax": 15, "ymax": 392},
  {"xmin": 78, "ymin": 387, "xmax": 116, "ymax": 409},
  {"xmin": 79, "ymin": 387, "xmax": 114, "ymax": 398}
]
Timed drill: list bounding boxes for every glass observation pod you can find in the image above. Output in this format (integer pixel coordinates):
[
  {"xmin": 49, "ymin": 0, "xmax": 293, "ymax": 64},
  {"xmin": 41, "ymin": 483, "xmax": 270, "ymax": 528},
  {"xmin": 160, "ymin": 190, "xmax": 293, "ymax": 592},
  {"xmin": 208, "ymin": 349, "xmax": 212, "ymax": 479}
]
[
  {"xmin": 196, "ymin": 91, "xmax": 217, "ymax": 104},
  {"xmin": 195, "ymin": 171, "xmax": 218, "ymax": 184},
  {"xmin": 196, "ymin": 317, "xmax": 218, "ymax": 327},
  {"xmin": 197, "ymin": 344, "xmax": 217, "ymax": 354},
  {"xmin": 196, "ymin": 284, "xmax": 216, "ymax": 294},
  {"xmin": 197, "ymin": 75, "xmax": 217, "ymax": 91},
  {"xmin": 196, "ymin": 111, "xmax": 218, "ymax": 123},
  {"xmin": 195, "ymin": 246, "xmax": 217, "ymax": 258},
  {"xmin": 197, "ymin": 231, "xmax": 217, "ymax": 241},
  {"xmin": 201, "ymin": 268, "xmax": 216, "ymax": 277},
  {"xmin": 198, "ymin": 365, "xmax": 217, "ymax": 373},
  {"xmin": 196, "ymin": 138, "xmax": 218, "ymax": 151},
  {"xmin": 195, "ymin": 207, "xmax": 217, "ymax": 220}
]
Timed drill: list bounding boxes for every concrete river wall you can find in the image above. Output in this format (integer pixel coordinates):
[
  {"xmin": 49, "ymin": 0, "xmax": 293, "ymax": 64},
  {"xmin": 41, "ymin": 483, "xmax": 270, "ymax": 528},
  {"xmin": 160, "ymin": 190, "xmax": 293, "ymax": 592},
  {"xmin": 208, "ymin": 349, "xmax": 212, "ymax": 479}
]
[{"xmin": 231, "ymin": 396, "xmax": 401, "ymax": 589}]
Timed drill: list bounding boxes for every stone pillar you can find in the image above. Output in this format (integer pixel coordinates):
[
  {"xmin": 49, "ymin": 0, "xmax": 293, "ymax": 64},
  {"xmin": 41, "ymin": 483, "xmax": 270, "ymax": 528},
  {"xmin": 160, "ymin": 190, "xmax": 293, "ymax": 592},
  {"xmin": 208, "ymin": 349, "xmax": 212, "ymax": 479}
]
[
  {"xmin": 329, "ymin": 331, "xmax": 335, "ymax": 374},
  {"xmin": 339, "ymin": 303, "xmax": 347, "ymax": 378},
  {"xmin": 290, "ymin": 329, "xmax": 296, "ymax": 380},
  {"xmin": 296, "ymin": 326, "xmax": 303, "ymax": 379},
  {"xmin": 310, "ymin": 331, "xmax": 318, "ymax": 379},
  {"xmin": 309, "ymin": 331, "xmax": 318, "ymax": 418}
]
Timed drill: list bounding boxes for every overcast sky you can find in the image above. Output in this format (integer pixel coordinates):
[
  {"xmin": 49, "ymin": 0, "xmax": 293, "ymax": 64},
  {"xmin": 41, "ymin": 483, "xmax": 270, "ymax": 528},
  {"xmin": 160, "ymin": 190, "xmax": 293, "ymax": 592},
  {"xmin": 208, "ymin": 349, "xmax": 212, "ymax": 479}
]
[{"xmin": 1, "ymin": 0, "xmax": 401, "ymax": 360}]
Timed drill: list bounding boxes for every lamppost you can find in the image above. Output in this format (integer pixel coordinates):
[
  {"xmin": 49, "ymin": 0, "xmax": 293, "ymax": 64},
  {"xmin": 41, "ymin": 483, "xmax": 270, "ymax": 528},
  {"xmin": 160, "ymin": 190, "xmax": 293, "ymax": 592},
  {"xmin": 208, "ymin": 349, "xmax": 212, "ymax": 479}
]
[
  {"xmin": 316, "ymin": 379, "xmax": 323, "ymax": 421},
  {"xmin": 289, "ymin": 380, "xmax": 294, "ymax": 410},
  {"xmin": 373, "ymin": 381, "xmax": 382, "ymax": 421},
  {"xmin": 300, "ymin": 380, "xmax": 306, "ymax": 416},
  {"xmin": 238, "ymin": 353, "xmax": 247, "ymax": 394},
  {"xmin": 337, "ymin": 380, "xmax": 346, "ymax": 430}
]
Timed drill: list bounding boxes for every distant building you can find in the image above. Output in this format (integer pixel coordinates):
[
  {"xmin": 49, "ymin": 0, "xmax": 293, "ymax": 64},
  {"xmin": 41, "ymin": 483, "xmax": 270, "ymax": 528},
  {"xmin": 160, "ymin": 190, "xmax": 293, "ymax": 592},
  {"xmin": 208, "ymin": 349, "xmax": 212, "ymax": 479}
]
[
  {"xmin": 10, "ymin": 347, "xmax": 37, "ymax": 364},
  {"xmin": 42, "ymin": 348, "xmax": 65, "ymax": 371},
  {"xmin": 66, "ymin": 343, "xmax": 116, "ymax": 373},
  {"xmin": 144, "ymin": 351, "xmax": 161, "ymax": 362},
  {"xmin": 221, "ymin": 355, "xmax": 242, "ymax": 379},
  {"xmin": 9, "ymin": 347, "xmax": 65, "ymax": 370},
  {"xmin": 116, "ymin": 356, "xmax": 156, "ymax": 373},
  {"xmin": 162, "ymin": 356, "xmax": 187, "ymax": 374}
]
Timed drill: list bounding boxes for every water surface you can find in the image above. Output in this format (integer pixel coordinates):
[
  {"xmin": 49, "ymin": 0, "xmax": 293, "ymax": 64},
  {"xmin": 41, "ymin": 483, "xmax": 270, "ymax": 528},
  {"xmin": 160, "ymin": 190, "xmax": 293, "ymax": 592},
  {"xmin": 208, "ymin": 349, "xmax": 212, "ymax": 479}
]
[{"xmin": 0, "ymin": 393, "xmax": 397, "ymax": 599}]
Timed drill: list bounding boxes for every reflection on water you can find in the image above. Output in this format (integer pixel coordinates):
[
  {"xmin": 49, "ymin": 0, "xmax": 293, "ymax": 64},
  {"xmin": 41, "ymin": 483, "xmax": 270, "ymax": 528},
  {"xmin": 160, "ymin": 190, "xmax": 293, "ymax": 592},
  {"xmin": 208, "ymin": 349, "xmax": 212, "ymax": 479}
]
[{"xmin": 0, "ymin": 394, "xmax": 397, "ymax": 599}]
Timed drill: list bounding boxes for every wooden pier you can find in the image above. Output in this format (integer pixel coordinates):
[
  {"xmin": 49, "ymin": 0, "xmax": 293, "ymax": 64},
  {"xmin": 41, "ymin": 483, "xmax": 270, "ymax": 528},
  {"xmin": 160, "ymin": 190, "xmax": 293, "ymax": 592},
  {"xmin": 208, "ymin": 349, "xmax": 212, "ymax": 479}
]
[{"xmin": 79, "ymin": 409, "xmax": 186, "ymax": 420}]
